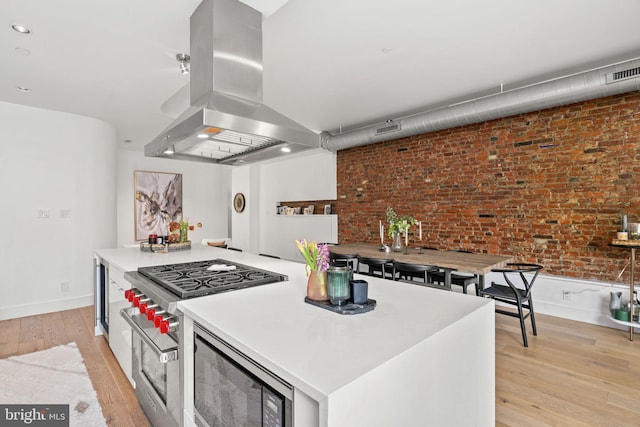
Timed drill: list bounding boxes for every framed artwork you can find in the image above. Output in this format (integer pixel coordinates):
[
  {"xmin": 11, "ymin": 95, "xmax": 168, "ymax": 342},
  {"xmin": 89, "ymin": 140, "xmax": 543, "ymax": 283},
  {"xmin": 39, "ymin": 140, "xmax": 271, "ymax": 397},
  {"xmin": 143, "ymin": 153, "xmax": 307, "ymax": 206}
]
[{"xmin": 134, "ymin": 170, "xmax": 183, "ymax": 240}]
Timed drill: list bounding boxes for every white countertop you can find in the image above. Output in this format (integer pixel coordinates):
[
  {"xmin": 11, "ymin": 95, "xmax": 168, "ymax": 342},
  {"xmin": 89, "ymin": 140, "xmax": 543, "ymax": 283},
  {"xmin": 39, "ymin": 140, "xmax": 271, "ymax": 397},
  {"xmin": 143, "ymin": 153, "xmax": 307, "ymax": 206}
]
[
  {"xmin": 96, "ymin": 245, "xmax": 495, "ymax": 425},
  {"xmin": 174, "ymin": 251, "xmax": 493, "ymax": 404}
]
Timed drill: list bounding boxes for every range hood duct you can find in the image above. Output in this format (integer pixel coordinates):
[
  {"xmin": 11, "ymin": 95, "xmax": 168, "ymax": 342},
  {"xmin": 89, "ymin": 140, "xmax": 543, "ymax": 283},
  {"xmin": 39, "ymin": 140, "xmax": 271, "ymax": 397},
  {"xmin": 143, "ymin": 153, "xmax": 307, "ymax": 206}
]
[
  {"xmin": 320, "ymin": 59, "xmax": 640, "ymax": 152},
  {"xmin": 146, "ymin": 0, "xmax": 319, "ymax": 165}
]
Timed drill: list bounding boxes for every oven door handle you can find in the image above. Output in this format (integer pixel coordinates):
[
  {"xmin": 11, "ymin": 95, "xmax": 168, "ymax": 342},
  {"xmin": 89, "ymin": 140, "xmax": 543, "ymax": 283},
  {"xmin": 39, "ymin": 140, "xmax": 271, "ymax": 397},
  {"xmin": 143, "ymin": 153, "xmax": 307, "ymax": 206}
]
[{"xmin": 120, "ymin": 308, "xmax": 178, "ymax": 363}]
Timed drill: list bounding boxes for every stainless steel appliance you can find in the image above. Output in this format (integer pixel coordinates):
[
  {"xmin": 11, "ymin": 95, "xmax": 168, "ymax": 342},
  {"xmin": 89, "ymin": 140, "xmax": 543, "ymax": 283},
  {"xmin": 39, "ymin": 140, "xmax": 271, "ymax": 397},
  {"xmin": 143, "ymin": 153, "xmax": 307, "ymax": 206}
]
[
  {"xmin": 145, "ymin": 0, "xmax": 319, "ymax": 165},
  {"xmin": 121, "ymin": 259, "xmax": 287, "ymax": 427},
  {"xmin": 95, "ymin": 258, "xmax": 109, "ymax": 337},
  {"xmin": 194, "ymin": 323, "xmax": 293, "ymax": 427}
]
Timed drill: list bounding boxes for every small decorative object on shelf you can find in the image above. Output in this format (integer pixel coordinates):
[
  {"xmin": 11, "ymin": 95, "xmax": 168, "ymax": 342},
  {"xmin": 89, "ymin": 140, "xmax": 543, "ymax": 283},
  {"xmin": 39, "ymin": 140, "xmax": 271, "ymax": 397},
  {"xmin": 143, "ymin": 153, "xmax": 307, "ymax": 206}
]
[{"xmin": 296, "ymin": 239, "xmax": 330, "ymax": 301}]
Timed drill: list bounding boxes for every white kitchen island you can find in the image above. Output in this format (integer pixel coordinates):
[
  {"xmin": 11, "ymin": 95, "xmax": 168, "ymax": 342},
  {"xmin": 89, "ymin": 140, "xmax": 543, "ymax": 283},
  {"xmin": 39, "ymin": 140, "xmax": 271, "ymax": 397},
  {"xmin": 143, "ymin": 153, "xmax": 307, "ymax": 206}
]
[{"xmin": 176, "ymin": 250, "xmax": 495, "ymax": 427}]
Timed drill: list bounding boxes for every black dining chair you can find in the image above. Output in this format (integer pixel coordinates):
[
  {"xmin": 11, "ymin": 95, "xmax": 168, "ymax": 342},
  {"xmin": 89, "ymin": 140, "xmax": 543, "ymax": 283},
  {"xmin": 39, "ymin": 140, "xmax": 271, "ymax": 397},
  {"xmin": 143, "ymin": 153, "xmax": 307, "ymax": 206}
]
[
  {"xmin": 357, "ymin": 256, "xmax": 392, "ymax": 279},
  {"xmin": 259, "ymin": 253, "xmax": 280, "ymax": 259},
  {"xmin": 430, "ymin": 250, "xmax": 478, "ymax": 295},
  {"xmin": 478, "ymin": 263, "xmax": 543, "ymax": 347},
  {"xmin": 329, "ymin": 252, "xmax": 358, "ymax": 271},
  {"xmin": 226, "ymin": 247, "xmax": 243, "ymax": 252},
  {"xmin": 391, "ymin": 261, "xmax": 438, "ymax": 284}
]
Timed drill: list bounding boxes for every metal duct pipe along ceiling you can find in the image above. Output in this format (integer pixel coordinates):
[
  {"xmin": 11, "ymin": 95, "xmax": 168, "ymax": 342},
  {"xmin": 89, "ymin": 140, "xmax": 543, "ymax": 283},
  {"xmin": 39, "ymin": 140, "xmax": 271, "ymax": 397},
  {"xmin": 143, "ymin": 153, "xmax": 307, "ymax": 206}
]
[{"xmin": 320, "ymin": 59, "xmax": 640, "ymax": 152}]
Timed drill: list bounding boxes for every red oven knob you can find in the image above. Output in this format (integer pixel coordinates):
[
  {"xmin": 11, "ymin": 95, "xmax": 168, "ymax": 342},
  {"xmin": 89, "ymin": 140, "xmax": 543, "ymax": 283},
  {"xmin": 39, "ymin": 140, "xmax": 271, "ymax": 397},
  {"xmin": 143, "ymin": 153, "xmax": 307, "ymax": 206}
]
[
  {"xmin": 140, "ymin": 303, "xmax": 157, "ymax": 315},
  {"xmin": 127, "ymin": 290, "xmax": 135, "ymax": 302},
  {"xmin": 133, "ymin": 296, "xmax": 141, "ymax": 307},
  {"xmin": 124, "ymin": 289, "xmax": 131, "ymax": 300},
  {"xmin": 154, "ymin": 314, "xmax": 164, "ymax": 328},
  {"xmin": 148, "ymin": 309, "xmax": 165, "ymax": 321},
  {"xmin": 160, "ymin": 319, "xmax": 178, "ymax": 334}
]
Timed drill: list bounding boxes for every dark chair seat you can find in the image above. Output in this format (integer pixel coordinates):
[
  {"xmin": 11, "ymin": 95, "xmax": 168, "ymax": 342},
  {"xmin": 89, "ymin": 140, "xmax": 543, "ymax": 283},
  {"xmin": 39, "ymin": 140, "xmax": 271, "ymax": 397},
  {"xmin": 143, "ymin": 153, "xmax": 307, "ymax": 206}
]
[
  {"xmin": 329, "ymin": 252, "xmax": 358, "ymax": 270},
  {"xmin": 259, "ymin": 253, "xmax": 280, "ymax": 259},
  {"xmin": 391, "ymin": 261, "xmax": 438, "ymax": 284},
  {"xmin": 226, "ymin": 247, "xmax": 242, "ymax": 252},
  {"xmin": 479, "ymin": 263, "xmax": 543, "ymax": 347},
  {"xmin": 357, "ymin": 256, "xmax": 392, "ymax": 278},
  {"xmin": 430, "ymin": 271, "xmax": 478, "ymax": 294}
]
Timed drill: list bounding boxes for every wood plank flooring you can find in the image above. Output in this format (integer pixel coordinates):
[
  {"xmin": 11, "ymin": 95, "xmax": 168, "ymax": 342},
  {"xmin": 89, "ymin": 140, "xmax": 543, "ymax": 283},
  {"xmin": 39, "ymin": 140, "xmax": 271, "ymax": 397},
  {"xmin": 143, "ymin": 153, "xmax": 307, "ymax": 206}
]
[
  {"xmin": 0, "ymin": 306, "xmax": 149, "ymax": 427},
  {"xmin": 1, "ymin": 305, "xmax": 640, "ymax": 426}
]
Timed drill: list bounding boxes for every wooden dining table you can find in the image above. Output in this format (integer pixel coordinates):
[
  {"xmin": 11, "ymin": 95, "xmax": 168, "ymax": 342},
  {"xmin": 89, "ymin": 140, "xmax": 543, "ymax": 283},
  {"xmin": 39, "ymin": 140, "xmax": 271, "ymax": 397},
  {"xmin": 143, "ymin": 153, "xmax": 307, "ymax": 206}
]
[{"xmin": 329, "ymin": 243, "xmax": 514, "ymax": 291}]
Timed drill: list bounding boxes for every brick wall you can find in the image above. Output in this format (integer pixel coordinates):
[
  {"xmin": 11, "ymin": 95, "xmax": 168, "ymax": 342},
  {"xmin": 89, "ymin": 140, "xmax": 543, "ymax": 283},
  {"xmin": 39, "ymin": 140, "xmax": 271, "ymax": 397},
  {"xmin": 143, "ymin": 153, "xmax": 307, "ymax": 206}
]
[{"xmin": 334, "ymin": 91, "xmax": 640, "ymax": 282}]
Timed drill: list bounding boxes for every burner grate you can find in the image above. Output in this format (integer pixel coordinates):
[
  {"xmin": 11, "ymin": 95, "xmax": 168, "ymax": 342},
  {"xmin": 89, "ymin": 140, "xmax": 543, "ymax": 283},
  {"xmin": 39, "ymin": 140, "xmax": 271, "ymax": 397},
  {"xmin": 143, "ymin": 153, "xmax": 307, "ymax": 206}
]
[{"xmin": 137, "ymin": 259, "xmax": 286, "ymax": 299}]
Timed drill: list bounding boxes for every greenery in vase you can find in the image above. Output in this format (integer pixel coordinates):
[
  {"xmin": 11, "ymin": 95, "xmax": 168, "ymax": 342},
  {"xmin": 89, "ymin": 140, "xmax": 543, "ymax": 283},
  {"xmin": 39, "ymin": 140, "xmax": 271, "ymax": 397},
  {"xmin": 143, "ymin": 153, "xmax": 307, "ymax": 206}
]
[
  {"xmin": 168, "ymin": 218, "xmax": 202, "ymax": 243},
  {"xmin": 386, "ymin": 207, "xmax": 416, "ymax": 237}
]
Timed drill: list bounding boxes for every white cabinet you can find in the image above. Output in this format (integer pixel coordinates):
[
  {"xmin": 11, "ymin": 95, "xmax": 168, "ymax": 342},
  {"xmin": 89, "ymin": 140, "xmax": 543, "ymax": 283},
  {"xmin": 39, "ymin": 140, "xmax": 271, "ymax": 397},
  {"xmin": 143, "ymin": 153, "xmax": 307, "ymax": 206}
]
[{"xmin": 107, "ymin": 264, "xmax": 133, "ymax": 385}]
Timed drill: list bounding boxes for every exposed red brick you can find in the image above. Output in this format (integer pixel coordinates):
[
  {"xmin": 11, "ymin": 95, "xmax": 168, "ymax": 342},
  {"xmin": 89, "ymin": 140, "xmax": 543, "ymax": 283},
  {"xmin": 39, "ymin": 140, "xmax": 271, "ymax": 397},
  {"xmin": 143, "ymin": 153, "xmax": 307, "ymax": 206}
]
[{"xmin": 335, "ymin": 91, "xmax": 640, "ymax": 282}]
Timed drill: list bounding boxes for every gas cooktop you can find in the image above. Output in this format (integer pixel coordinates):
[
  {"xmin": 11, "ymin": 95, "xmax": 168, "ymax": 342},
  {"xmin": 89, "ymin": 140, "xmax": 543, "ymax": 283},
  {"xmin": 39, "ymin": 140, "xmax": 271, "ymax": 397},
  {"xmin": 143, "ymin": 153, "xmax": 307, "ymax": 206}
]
[{"xmin": 137, "ymin": 259, "xmax": 287, "ymax": 299}]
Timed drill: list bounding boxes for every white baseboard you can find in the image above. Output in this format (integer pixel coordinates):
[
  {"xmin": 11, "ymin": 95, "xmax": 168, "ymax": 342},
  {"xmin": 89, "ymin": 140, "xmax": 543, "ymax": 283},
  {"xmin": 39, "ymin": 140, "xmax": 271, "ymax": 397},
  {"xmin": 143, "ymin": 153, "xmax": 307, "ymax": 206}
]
[
  {"xmin": 0, "ymin": 295, "xmax": 94, "ymax": 321},
  {"xmin": 486, "ymin": 271, "xmax": 639, "ymax": 334}
]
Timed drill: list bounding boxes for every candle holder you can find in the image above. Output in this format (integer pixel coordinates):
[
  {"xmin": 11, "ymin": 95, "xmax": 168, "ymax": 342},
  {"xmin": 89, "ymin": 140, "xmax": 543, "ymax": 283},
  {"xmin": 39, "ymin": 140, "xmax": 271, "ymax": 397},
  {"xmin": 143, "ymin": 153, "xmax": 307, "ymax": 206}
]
[
  {"xmin": 418, "ymin": 246, "xmax": 424, "ymax": 254},
  {"xmin": 403, "ymin": 245, "xmax": 409, "ymax": 255}
]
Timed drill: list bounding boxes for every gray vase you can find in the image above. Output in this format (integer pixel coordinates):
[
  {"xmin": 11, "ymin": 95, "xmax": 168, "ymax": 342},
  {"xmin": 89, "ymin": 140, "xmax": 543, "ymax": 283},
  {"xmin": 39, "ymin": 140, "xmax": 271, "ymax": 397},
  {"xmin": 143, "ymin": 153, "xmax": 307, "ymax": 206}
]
[{"xmin": 610, "ymin": 291, "xmax": 623, "ymax": 316}]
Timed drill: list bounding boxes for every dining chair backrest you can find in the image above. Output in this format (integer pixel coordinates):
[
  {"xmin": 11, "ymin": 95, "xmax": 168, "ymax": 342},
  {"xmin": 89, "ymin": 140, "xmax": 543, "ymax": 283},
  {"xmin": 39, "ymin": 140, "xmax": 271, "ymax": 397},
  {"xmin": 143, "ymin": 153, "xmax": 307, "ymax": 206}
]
[{"xmin": 357, "ymin": 256, "xmax": 392, "ymax": 277}]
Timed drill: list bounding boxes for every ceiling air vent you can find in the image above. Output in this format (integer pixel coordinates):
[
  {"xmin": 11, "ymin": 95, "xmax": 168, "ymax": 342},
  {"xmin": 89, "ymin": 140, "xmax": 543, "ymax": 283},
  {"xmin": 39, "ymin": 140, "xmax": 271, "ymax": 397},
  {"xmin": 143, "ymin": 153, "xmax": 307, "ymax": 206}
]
[
  {"xmin": 606, "ymin": 66, "xmax": 640, "ymax": 84},
  {"xmin": 376, "ymin": 121, "xmax": 401, "ymax": 135}
]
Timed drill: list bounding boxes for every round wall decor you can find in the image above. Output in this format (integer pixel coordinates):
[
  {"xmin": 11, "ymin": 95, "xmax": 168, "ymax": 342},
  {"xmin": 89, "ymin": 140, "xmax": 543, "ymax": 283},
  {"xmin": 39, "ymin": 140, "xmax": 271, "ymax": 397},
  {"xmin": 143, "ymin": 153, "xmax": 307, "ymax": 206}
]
[{"xmin": 233, "ymin": 192, "xmax": 246, "ymax": 213}]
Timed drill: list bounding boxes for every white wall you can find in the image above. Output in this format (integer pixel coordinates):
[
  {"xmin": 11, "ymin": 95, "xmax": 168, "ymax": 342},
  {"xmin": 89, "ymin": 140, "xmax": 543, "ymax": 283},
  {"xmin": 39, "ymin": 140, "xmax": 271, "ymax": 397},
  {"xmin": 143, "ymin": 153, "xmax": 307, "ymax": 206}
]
[
  {"xmin": 116, "ymin": 150, "xmax": 231, "ymax": 247},
  {"xmin": 230, "ymin": 149, "xmax": 338, "ymax": 260},
  {"xmin": 0, "ymin": 102, "xmax": 117, "ymax": 320}
]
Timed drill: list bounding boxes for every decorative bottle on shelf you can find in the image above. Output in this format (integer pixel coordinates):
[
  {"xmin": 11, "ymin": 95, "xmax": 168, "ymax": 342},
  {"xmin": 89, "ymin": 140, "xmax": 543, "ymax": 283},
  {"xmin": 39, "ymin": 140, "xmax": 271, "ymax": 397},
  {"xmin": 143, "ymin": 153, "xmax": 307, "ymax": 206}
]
[
  {"xmin": 618, "ymin": 213, "xmax": 629, "ymax": 240},
  {"xmin": 632, "ymin": 291, "xmax": 639, "ymax": 322}
]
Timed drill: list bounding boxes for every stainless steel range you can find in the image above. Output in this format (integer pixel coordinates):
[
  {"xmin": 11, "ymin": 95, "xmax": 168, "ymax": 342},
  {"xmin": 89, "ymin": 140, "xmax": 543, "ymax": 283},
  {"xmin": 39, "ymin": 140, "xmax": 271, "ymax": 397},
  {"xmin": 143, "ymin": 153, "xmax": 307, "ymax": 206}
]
[{"xmin": 121, "ymin": 259, "xmax": 287, "ymax": 427}]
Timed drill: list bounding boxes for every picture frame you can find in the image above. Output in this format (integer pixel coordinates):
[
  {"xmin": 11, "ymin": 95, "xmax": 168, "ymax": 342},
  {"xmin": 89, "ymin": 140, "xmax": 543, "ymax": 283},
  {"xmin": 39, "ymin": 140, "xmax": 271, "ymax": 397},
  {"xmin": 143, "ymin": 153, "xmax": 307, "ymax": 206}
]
[
  {"xmin": 324, "ymin": 204, "xmax": 332, "ymax": 215},
  {"xmin": 134, "ymin": 170, "xmax": 183, "ymax": 240}
]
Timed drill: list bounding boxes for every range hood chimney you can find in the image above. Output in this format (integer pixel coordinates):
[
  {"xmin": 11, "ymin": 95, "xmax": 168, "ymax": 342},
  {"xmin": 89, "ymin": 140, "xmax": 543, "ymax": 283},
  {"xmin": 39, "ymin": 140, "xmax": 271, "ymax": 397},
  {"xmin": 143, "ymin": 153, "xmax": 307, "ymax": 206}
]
[{"xmin": 145, "ymin": 0, "xmax": 319, "ymax": 165}]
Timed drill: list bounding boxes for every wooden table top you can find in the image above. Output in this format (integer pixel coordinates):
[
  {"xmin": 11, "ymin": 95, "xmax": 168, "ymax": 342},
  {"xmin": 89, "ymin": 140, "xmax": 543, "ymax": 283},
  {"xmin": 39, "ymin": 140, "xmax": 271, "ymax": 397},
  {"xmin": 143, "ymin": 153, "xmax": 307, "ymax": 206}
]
[{"xmin": 329, "ymin": 243, "xmax": 513, "ymax": 275}]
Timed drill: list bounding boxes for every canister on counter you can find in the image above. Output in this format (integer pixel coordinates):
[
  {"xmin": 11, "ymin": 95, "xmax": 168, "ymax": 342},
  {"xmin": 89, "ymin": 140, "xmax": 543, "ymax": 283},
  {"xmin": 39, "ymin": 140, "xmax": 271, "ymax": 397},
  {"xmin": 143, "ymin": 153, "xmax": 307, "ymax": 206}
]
[
  {"xmin": 350, "ymin": 280, "xmax": 369, "ymax": 304},
  {"xmin": 327, "ymin": 266, "xmax": 351, "ymax": 305}
]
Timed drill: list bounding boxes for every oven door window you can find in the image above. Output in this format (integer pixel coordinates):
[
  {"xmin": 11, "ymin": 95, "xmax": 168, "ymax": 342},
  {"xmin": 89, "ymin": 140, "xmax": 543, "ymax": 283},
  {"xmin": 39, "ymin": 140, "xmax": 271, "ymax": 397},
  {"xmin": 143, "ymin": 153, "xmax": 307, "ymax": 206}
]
[
  {"xmin": 195, "ymin": 335, "xmax": 263, "ymax": 427},
  {"xmin": 141, "ymin": 341, "xmax": 168, "ymax": 403}
]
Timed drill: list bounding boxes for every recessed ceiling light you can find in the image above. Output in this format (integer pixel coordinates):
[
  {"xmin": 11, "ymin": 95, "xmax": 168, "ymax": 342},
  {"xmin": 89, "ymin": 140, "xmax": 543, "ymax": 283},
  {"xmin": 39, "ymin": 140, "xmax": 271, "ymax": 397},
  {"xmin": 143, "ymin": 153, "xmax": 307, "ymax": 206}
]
[
  {"xmin": 164, "ymin": 146, "xmax": 175, "ymax": 155},
  {"xmin": 16, "ymin": 86, "xmax": 30, "ymax": 92},
  {"xmin": 197, "ymin": 134, "xmax": 209, "ymax": 139},
  {"xmin": 281, "ymin": 147, "xmax": 291, "ymax": 153},
  {"xmin": 11, "ymin": 24, "xmax": 31, "ymax": 34},
  {"xmin": 14, "ymin": 47, "xmax": 30, "ymax": 55}
]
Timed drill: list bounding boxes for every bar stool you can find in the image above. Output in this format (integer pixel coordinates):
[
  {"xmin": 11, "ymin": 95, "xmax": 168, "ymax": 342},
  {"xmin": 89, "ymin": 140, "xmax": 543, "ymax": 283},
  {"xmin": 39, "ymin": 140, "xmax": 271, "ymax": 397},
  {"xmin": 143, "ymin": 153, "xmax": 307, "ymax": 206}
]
[
  {"xmin": 391, "ymin": 261, "xmax": 438, "ymax": 284},
  {"xmin": 478, "ymin": 263, "xmax": 543, "ymax": 347},
  {"xmin": 357, "ymin": 256, "xmax": 392, "ymax": 279},
  {"xmin": 329, "ymin": 252, "xmax": 358, "ymax": 271}
]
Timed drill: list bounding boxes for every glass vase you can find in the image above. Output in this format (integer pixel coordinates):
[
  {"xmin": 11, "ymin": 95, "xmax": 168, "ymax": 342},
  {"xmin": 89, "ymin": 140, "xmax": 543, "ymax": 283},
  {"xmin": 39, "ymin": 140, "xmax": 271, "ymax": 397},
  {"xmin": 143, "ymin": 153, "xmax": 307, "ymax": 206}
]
[
  {"xmin": 179, "ymin": 224, "xmax": 189, "ymax": 243},
  {"xmin": 392, "ymin": 231, "xmax": 403, "ymax": 252},
  {"xmin": 306, "ymin": 270, "xmax": 329, "ymax": 301}
]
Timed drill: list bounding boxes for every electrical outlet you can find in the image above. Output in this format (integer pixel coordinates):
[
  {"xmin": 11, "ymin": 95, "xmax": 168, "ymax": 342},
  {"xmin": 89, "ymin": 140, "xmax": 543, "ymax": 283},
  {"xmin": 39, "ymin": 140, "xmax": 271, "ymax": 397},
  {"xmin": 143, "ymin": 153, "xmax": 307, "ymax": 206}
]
[
  {"xmin": 37, "ymin": 208, "xmax": 50, "ymax": 219},
  {"xmin": 60, "ymin": 209, "xmax": 71, "ymax": 218},
  {"xmin": 61, "ymin": 282, "xmax": 69, "ymax": 292},
  {"xmin": 563, "ymin": 290, "xmax": 572, "ymax": 301}
]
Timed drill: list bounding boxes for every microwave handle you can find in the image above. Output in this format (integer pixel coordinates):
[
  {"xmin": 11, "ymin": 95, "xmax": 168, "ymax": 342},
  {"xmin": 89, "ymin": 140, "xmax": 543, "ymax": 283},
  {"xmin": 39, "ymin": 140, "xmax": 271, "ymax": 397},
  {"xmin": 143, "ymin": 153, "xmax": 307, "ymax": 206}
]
[{"xmin": 120, "ymin": 308, "xmax": 178, "ymax": 363}]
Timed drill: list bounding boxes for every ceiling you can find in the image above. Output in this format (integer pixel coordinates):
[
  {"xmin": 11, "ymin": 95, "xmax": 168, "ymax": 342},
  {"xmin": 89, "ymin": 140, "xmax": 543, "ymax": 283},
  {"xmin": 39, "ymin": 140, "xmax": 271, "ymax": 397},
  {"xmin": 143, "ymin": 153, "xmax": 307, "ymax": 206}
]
[{"xmin": 2, "ymin": 0, "xmax": 640, "ymax": 153}]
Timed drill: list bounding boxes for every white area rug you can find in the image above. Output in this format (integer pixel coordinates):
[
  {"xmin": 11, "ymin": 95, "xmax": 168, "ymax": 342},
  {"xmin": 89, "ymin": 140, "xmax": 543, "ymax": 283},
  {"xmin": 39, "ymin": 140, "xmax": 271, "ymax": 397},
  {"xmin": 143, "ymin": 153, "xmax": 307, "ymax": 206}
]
[{"xmin": 0, "ymin": 342, "xmax": 107, "ymax": 427}]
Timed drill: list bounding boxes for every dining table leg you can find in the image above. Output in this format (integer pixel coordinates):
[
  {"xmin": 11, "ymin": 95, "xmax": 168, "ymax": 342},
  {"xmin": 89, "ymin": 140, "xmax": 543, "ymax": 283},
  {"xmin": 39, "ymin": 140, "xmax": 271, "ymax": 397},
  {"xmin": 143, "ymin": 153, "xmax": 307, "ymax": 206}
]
[{"xmin": 477, "ymin": 274, "xmax": 485, "ymax": 296}]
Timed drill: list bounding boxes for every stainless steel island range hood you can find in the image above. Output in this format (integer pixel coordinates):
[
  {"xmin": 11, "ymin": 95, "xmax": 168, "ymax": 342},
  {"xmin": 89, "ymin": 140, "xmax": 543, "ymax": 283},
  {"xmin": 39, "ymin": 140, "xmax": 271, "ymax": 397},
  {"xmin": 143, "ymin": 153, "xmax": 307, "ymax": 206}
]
[{"xmin": 145, "ymin": 0, "xmax": 319, "ymax": 165}]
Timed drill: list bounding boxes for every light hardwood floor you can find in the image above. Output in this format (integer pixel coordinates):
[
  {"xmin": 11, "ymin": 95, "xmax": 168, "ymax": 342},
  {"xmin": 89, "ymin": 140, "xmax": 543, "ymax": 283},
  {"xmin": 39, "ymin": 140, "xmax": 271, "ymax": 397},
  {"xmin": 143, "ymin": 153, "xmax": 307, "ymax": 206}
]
[
  {"xmin": 0, "ymin": 305, "xmax": 149, "ymax": 427},
  {"xmin": 1, "ymin": 305, "xmax": 640, "ymax": 426}
]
